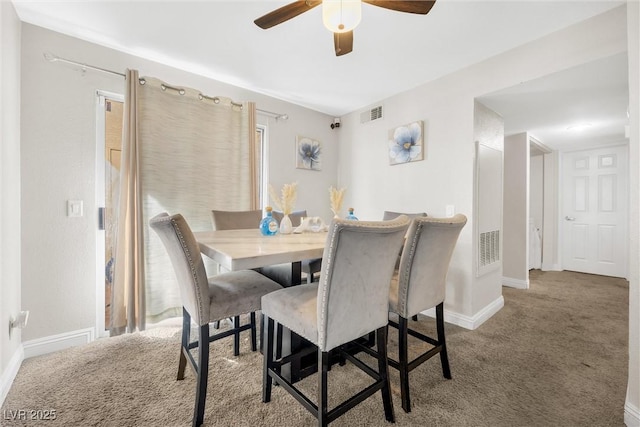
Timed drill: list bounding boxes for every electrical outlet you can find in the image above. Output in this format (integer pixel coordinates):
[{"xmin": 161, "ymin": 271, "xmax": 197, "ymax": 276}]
[{"xmin": 9, "ymin": 310, "xmax": 29, "ymax": 338}]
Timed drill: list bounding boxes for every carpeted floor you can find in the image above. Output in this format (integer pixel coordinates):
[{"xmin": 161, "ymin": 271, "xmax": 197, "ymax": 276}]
[{"xmin": 1, "ymin": 270, "xmax": 629, "ymax": 426}]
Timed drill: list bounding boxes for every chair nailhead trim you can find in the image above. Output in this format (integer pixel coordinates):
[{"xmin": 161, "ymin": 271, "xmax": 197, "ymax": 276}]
[{"xmin": 171, "ymin": 217, "xmax": 206, "ymax": 326}]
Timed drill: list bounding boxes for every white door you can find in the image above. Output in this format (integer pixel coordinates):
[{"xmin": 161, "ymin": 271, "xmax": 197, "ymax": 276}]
[{"xmin": 562, "ymin": 145, "xmax": 628, "ymax": 278}]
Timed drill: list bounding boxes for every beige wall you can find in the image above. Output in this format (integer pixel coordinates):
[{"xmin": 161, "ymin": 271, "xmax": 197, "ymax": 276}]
[
  {"xmin": 503, "ymin": 132, "xmax": 529, "ymax": 285},
  {"xmin": 339, "ymin": 6, "xmax": 628, "ymax": 326},
  {"xmin": 340, "ymin": 6, "xmax": 637, "ymax": 419},
  {"xmin": 530, "ymin": 155, "xmax": 543, "ymax": 244},
  {"xmin": 472, "ymin": 101, "xmax": 504, "ymax": 314},
  {"xmin": 0, "ymin": 0, "xmax": 22, "ymax": 404},
  {"xmin": 542, "ymin": 151, "xmax": 560, "ymax": 271},
  {"xmin": 4, "ymin": 3, "xmax": 638, "ymax": 424},
  {"xmin": 625, "ymin": 1, "xmax": 639, "ymax": 423},
  {"xmin": 19, "ymin": 23, "xmax": 338, "ymax": 342}
]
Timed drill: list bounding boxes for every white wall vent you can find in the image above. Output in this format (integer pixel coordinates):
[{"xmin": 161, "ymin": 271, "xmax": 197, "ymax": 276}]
[
  {"xmin": 360, "ymin": 105, "xmax": 383, "ymax": 124},
  {"xmin": 479, "ymin": 230, "xmax": 500, "ymax": 268}
]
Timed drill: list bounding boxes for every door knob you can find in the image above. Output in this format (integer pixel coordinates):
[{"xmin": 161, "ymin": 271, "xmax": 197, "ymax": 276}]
[{"xmin": 565, "ymin": 216, "xmax": 576, "ymax": 221}]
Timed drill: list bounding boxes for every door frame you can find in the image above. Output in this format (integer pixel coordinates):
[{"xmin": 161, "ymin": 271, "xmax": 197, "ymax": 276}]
[{"xmin": 95, "ymin": 90, "xmax": 124, "ymax": 338}]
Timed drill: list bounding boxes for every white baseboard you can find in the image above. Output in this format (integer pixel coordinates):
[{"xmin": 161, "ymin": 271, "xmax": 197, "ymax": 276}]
[
  {"xmin": 23, "ymin": 328, "xmax": 95, "ymax": 359},
  {"xmin": 625, "ymin": 401, "xmax": 640, "ymax": 427},
  {"xmin": 503, "ymin": 276, "xmax": 529, "ymax": 289},
  {"xmin": 421, "ymin": 295, "xmax": 505, "ymax": 330},
  {"xmin": 1, "ymin": 345, "xmax": 24, "ymax": 407}
]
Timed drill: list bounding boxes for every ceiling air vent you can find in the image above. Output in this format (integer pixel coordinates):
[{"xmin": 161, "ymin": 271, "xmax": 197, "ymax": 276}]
[{"xmin": 360, "ymin": 105, "xmax": 383, "ymax": 124}]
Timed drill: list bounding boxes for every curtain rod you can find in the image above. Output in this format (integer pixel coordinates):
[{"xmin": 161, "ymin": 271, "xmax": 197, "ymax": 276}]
[
  {"xmin": 44, "ymin": 52, "xmax": 126, "ymax": 77},
  {"xmin": 43, "ymin": 52, "xmax": 288, "ymax": 120},
  {"xmin": 257, "ymin": 110, "xmax": 289, "ymax": 120}
]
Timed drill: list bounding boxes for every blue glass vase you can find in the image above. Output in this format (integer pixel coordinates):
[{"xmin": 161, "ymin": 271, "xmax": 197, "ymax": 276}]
[
  {"xmin": 260, "ymin": 206, "xmax": 279, "ymax": 236},
  {"xmin": 346, "ymin": 208, "xmax": 358, "ymax": 221}
]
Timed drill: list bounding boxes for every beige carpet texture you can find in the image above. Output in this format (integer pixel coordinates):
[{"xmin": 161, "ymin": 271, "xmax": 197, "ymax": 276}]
[{"xmin": 1, "ymin": 270, "xmax": 629, "ymax": 426}]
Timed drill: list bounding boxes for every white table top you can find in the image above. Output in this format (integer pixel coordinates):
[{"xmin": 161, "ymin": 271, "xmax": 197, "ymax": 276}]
[{"xmin": 194, "ymin": 229, "xmax": 328, "ymax": 271}]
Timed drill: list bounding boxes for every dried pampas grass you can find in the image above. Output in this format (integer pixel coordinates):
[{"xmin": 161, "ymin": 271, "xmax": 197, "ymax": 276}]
[
  {"xmin": 269, "ymin": 182, "xmax": 297, "ymax": 215},
  {"xmin": 329, "ymin": 186, "xmax": 346, "ymax": 218}
]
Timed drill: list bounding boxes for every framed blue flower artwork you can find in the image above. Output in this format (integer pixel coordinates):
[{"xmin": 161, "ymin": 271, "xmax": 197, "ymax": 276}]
[
  {"xmin": 296, "ymin": 136, "xmax": 322, "ymax": 170},
  {"xmin": 388, "ymin": 120, "xmax": 424, "ymax": 165}
]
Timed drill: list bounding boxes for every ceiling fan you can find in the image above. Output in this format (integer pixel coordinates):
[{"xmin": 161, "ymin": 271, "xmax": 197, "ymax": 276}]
[{"xmin": 254, "ymin": 0, "xmax": 436, "ymax": 56}]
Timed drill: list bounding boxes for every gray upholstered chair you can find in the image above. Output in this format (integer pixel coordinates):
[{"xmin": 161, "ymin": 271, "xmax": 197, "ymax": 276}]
[
  {"xmin": 388, "ymin": 214, "xmax": 467, "ymax": 413},
  {"xmin": 383, "ymin": 210, "xmax": 428, "ymax": 283},
  {"xmin": 271, "ymin": 209, "xmax": 306, "ymax": 227},
  {"xmin": 382, "ymin": 210, "xmax": 427, "ymax": 221},
  {"xmin": 210, "ymin": 209, "xmax": 266, "ymax": 329},
  {"xmin": 150, "ymin": 212, "xmax": 281, "ymax": 427},
  {"xmin": 266, "ymin": 209, "xmax": 322, "ymax": 285},
  {"xmin": 211, "ymin": 209, "xmax": 262, "ymax": 231},
  {"xmin": 262, "ymin": 216, "xmax": 410, "ymax": 426}
]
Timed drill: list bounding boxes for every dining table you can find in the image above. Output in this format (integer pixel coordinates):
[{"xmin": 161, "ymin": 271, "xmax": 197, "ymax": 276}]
[
  {"xmin": 194, "ymin": 228, "xmax": 328, "ymax": 284},
  {"xmin": 193, "ymin": 228, "xmax": 329, "ymax": 381}
]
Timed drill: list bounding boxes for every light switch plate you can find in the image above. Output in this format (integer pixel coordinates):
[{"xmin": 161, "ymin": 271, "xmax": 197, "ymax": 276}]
[
  {"xmin": 67, "ymin": 200, "xmax": 83, "ymax": 217},
  {"xmin": 446, "ymin": 205, "xmax": 455, "ymax": 217}
]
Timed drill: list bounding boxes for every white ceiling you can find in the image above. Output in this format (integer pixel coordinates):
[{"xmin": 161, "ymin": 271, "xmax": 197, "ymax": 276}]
[
  {"xmin": 479, "ymin": 51, "xmax": 629, "ymax": 151},
  {"xmin": 12, "ymin": 0, "xmax": 629, "ymax": 150}
]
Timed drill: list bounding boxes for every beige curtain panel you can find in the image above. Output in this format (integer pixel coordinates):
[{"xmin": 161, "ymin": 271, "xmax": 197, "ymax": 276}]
[{"xmin": 111, "ymin": 69, "xmax": 257, "ymax": 335}]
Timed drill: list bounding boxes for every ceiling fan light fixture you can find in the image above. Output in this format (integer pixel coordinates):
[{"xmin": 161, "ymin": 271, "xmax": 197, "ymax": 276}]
[{"xmin": 322, "ymin": 0, "xmax": 362, "ymax": 33}]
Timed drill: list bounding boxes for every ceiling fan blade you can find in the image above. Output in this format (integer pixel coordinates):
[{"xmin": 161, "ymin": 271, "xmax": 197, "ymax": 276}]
[
  {"xmin": 334, "ymin": 31, "xmax": 354, "ymax": 56},
  {"xmin": 254, "ymin": 0, "xmax": 322, "ymax": 29},
  {"xmin": 363, "ymin": 0, "xmax": 436, "ymax": 15}
]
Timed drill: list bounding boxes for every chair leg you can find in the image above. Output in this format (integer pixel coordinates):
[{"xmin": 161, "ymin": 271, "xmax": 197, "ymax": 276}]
[
  {"xmin": 318, "ymin": 351, "xmax": 330, "ymax": 427},
  {"xmin": 377, "ymin": 326, "xmax": 395, "ymax": 422},
  {"xmin": 178, "ymin": 308, "xmax": 190, "ymax": 380},
  {"xmin": 193, "ymin": 323, "xmax": 210, "ymax": 427},
  {"xmin": 398, "ymin": 316, "xmax": 411, "ymax": 413},
  {"xmin": 233, "ymin": 315, "xmax": 241, "ymax": 356},
  {"xmin": 250, "ymin": 312, "xmax": 257, "ymax": 352},
  {"xmin": 276, "ymin": 323, "xmax": 283, "ymax": 359},
  {"xmin": 259, "ymin": 314, "xmax": 264, "ymax": 353},
  {"xmin": 436, "ymin": 302, "xmax": 452, "ymax": 379},
  {"xmin": 262, "ymin": 317, "xmax": 275, "ymax": 403}
]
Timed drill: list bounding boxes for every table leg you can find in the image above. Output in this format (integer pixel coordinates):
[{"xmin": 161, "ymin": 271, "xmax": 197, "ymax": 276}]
[{"xmin": 291, "ymin": 261, "xmax": 302, "ymax": 286}]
